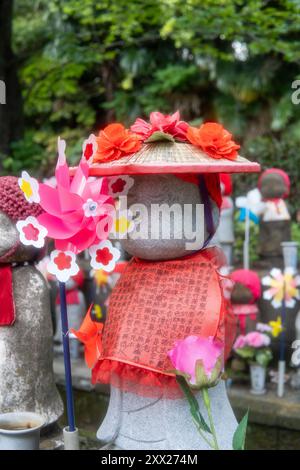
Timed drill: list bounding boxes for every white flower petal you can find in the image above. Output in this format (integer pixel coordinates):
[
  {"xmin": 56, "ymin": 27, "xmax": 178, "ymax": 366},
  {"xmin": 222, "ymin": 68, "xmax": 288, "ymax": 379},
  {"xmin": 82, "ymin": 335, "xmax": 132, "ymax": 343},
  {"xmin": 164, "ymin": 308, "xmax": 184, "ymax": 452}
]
[
  {"xmin": 18, "ymin": 171, "xmax": 40, "ymax": 204},
  {"xmin": 89, "ymin": 240, "xmax": 120, "ymax": 273},
  {"xmin": 262, "ymin": 276, "xmax": 272, "ymax": 286},
  {"xmin": 16, "ymin": 216, "xmax": 47, "ymax": 248}
]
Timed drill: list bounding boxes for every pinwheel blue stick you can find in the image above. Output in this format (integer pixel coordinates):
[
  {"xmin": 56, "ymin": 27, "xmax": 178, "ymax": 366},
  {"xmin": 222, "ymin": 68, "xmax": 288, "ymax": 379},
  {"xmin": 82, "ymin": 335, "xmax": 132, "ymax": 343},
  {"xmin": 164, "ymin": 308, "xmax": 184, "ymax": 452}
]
[{"xmin": 59, "ymin": 281, "xmax": 76, "ymax": 432}]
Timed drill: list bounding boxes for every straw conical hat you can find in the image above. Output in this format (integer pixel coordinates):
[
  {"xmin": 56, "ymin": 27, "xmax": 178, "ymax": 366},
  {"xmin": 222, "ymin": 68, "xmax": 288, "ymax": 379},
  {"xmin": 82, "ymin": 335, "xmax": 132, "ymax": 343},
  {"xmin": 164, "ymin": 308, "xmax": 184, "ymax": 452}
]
[{"xmin": 88, "ymin": 141, "xmax": 260, "ymax": 177}]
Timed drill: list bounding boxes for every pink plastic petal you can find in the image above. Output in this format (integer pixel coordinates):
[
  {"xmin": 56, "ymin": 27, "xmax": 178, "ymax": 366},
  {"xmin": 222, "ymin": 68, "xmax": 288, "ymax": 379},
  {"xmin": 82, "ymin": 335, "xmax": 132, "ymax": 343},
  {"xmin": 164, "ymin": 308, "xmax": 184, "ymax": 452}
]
[{"xmin": 37, "ymin": 213, "xmax": 80, "ymax": 239}]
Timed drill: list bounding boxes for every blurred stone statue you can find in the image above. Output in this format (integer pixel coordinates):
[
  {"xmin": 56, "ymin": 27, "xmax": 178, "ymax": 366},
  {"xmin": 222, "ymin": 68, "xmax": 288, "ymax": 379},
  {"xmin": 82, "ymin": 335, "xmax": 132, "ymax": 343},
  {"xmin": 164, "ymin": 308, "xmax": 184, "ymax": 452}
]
[
  {"xmin": 257, "ymin": 168, "xmax": 291, "ymax": 266},
  {"xmin": 213, "ymin": 174, "xmax": 234, "ymax": 265},
  {"xmin": 0, "ymin": 176, "xmax": 63, "ymax": 426}
]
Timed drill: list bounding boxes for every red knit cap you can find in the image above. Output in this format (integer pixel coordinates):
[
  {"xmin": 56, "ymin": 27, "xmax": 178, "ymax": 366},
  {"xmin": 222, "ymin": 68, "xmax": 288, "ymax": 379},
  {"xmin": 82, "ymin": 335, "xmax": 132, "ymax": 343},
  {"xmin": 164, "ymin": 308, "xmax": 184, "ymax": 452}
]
[
  {"xmin": 258, "ymin": 168, "xmax": 290, "ymax": 199},
  {"xmin": 230, "ymin": 269, "xmax": 261, "ymax": 302},
  {"xmin": 0, "ymin": 176, "xmax": 43, "ymax": 222}
]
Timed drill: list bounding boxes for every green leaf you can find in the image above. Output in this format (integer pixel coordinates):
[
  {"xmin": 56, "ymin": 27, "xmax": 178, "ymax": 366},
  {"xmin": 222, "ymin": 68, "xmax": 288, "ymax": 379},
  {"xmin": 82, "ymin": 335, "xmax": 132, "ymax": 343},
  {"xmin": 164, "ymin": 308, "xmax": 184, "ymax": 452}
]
[
  {"xmin": 235, "ymin": 346, "xmax": 255, "ymax": 360},
  {"xmin": 232, "ymin": 410, "xmax": 249, "ymax": 451},
  {"xmin": 176, "ymin": 376, "xmax": 211, "ymax": 434},
  {"xmin": 255, "ymin": 348, "xmax": 272, "ymax": 367},
  {"xmin": 145, "ymin": 131, "xmax": 175, "ymax": 143}
]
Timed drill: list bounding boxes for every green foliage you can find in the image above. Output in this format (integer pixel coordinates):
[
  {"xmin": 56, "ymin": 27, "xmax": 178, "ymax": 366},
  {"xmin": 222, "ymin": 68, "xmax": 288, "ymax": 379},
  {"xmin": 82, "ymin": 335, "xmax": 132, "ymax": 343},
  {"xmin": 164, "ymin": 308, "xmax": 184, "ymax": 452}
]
[
  {"xmin": 256, "ymin": 348, "xmax": 273, "ymax": 368},
  {"xmin": 235, "ymin": 346, "xmax": 273, "ymax": 367},
  {"xmin": 3, "ymin": 0, "xmax": 300, "ymax": 216},
  {"xmin": 292, "ymin": 222, "xmax": 300, "ymax": 250}
]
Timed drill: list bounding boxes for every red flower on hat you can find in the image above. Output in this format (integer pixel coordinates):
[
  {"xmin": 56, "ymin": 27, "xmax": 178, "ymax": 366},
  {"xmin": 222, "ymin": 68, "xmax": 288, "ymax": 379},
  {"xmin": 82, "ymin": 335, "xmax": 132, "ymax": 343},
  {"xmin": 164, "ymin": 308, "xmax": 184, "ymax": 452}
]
[
  {"xmin": 94, "ymin": 124, "xmax": 141, "ymax": 162},
  {"xmin": 187, "ymin": 122, "xmax": 240, "ymax": 161},
  {"xmin": 131, "ymin": 111, "xmax": 188, "ymax": 142}
]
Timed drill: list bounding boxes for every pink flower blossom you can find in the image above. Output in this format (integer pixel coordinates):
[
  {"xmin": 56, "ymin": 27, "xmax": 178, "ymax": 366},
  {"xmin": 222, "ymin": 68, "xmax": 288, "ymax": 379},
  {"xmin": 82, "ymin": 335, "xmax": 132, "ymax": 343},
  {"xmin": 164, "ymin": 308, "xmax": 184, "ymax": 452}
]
[
  {"xmin": 233, "ymin": 335, "xmax": 247, "ymax": 350},
  {"xmin": 131, "ymin": 111, "xmax": 188, "ymax": 142},
  {"xmin": 245, "ymin": 331, "xmax": 270, "ymax": 348},
  {"xmin": 168, "ymin": 335, "xmax": 223, "ymax": 387}
]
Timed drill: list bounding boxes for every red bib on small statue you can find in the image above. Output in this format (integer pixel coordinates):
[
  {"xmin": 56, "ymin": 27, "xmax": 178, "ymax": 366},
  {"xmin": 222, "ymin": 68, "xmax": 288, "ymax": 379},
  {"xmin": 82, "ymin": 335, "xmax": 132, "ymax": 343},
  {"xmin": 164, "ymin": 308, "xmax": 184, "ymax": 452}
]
[{"xmin": 92, "ymin": 247, "xmax": 236, "ymax": 398}]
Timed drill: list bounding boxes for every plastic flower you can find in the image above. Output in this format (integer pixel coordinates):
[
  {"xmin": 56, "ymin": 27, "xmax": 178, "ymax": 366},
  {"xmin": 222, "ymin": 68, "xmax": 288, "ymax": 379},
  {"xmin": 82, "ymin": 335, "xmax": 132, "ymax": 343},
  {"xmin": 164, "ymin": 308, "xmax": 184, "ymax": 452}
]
[
  {"xmin": 187, "ymin": 122, "xmax": 240, "ymax": 161},
  {"xmin": 16, "ymin": 216, "xmax": 48, "ymax": 248},
  {"xmin": 108, "ymin": 175, "xmax": 134, "ymax": 197},
  {"xmin": 36, "ymin": 137, "xmax": 115, "ymax": 254},
  {"xmin": 82, "ymin": 134, "xmax": 97, "ymax": 162},
  {"xmin": 131, "ymin": 110, "xmax": 188, "ymax": 142},
  {"xmin": 233, "ymin": 335, "xmax": 247, "ymax": 350},
  {"xmin": 269, "ymin": 317, "xmax": 284, "ymax": 338},
  {"xmin": 245, "ymin": 331, "xmax": 270, "ymax": 348},
  {"xmin": 94, "ymin": 123, "xmax": 141, "ymax": 162},
  {"xmin": 94, "ymin": 269, "xmax": 108, "ymax": 287},
  {"xmin": 256, "ymin": 323, "xmax": 272, "ymax": 333},
  {"xmin": 71, "ymin": 304, "xmax": 103, "ymax": 368},
  {"xmin": 18, "ymin": 171, "xmax": 40, "ymax": 203},
  {"xmin": 235, "ymin": 188, "xmax": 265, "ymax": 225},
  {"xmin": 168, "ymin": 335, "xmax": 224, "ymax": 389},
  {"xmin": 111, "ymin": 209, "xmax": 134, "ymax": 239},
  {"xmin": 47, "ymin": 250, "xmax": 80, "ymax": 283},
  {"xmin": 262, "ymin": 267, "xmax": 300, "ymax": 309},
  {"xmin": 82, "ymin": 198, "xmax": 102, "ymax": 218},
  {"xmin": 89, "ymin": 240, "xmax": 120, "ymax": 272}
]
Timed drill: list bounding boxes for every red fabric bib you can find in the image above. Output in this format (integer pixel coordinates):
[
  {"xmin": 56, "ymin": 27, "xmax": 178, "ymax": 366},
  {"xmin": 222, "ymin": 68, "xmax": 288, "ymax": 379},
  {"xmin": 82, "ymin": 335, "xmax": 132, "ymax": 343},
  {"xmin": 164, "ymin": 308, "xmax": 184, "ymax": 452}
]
[
  {"xmin": 92, "ymin": 247, "xmax": 236, "ymax": 398},
  {"xmin": 0, "ymin": 265, "xmax": 15, "ymax": 326}
]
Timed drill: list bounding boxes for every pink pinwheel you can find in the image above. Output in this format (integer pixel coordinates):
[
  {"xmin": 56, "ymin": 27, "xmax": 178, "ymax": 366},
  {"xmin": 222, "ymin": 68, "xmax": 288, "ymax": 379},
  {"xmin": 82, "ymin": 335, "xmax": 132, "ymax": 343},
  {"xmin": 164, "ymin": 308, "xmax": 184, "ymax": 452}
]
[
  {"xmin": 130, "ymin": 111, "xmax": 188, "ymax": 142},
  {"xmin": 36, "ymin": 137, "xmax": 115, "ymax": 254}
]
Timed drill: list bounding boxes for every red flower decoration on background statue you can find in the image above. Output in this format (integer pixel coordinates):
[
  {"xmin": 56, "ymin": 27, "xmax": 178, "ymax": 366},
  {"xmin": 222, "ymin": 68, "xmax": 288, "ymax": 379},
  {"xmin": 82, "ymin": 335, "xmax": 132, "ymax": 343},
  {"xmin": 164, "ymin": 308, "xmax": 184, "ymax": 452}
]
[
  {"xmin": 94, "ymin": 123, "xmax": 141, "ymax": 162},
  {"xmin": 187, "ymin": 122, "xmax": 240, "ymax": 161},
  {"xmin": 131, "ymin": 110, "xmax": 188, "ymax": 142}
]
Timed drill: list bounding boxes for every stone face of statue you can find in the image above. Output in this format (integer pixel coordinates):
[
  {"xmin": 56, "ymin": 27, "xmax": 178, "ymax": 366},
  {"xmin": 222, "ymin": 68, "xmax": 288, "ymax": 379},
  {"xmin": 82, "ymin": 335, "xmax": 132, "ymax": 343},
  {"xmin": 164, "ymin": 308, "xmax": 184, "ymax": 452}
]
[
  {"xmin": 260, "ymin": 172, "xmax": 288, "ymax": 200},
  {"xmin": 231, "ymin": 282, "xmax": 253, "ymax": 305},
  {"xmin": 120, "ymin": 174, "xmax": 220, "ymax": 261}
]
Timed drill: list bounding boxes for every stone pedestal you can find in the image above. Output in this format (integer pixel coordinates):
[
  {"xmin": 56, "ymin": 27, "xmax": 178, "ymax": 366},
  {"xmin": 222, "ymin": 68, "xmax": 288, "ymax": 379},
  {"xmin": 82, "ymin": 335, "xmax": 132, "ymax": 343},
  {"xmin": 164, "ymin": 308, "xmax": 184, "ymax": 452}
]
[{"xmin": 97, "ymin": 381, "xmax": 237, "ymax": 450}]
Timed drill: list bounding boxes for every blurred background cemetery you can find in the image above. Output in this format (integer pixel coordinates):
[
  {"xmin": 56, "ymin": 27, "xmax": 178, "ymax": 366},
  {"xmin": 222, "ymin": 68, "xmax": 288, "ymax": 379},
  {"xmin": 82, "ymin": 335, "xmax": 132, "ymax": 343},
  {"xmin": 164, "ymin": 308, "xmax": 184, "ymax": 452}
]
[{"xmin": 2, "ymin": 0, "xmax": 300, "ymax": 450}]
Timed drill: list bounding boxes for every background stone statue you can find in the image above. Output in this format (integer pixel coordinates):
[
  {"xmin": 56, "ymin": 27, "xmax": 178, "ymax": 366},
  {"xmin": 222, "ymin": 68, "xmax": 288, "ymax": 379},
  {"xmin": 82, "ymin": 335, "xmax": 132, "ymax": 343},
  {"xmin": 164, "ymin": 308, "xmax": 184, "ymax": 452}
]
[
  {"xmin": 257, "ymin": 168, "xmax": 291, "ymax": 267},
  {"xmin": 212, "ymin": 174, "xmax": 234, "ymax": 266},
  {"xmin": 0, "ymin": 176, "xmax": 63, "ymax": 427}
]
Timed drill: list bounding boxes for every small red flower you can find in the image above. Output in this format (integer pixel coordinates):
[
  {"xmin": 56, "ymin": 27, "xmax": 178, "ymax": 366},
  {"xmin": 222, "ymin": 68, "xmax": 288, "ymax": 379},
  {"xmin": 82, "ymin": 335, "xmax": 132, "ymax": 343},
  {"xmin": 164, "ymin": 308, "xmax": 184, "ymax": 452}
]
[
  {"xmin": 96, "ymin": 247, "xmax": 113, "ymax": 266},
  {"xmin": 54, "ymin": 252, "xmax": 72, "ymax": 270},
  {"xmin": 84, "ymin": 143, "xmax": 94, "ymax": 160},
  {"xmin": 22, "ymin": 223, "xmax": 39, "ymax": 241},
  {"xmin": 111, "ymin": 178, "xmax": 126, "ymax": 194},
  {"xmin": 94, "ymin": 123, "xmax": 141, "ymax": 163},
  {"xmin": 187, "ymin": 122, "xmax": 240, "ymax": 161}
]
